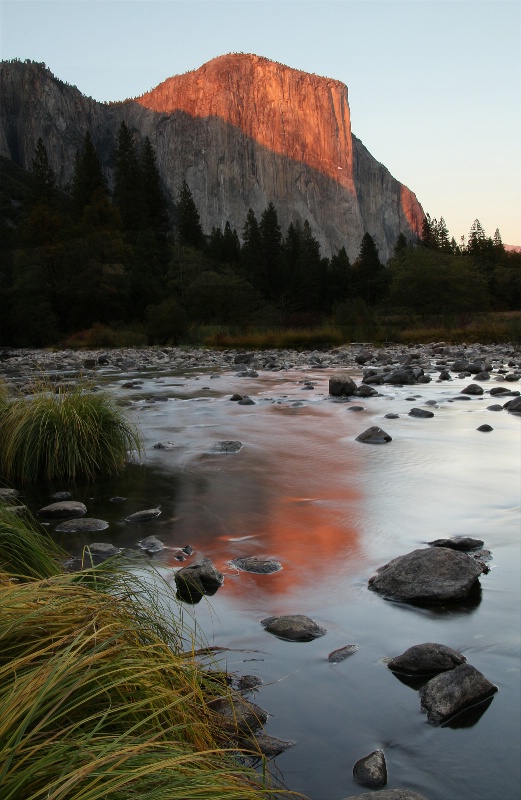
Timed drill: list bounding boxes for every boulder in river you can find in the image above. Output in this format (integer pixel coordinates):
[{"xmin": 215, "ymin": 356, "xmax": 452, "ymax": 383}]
[
  {"xmin": 356, "ymin": 426, "xmax": 392, "ymax": 444},
  {"xmin": 261, "ymin": 614, "xmax": 326, "ymax": 641},
  {"xmin": 353, "ymin": 749, "xmax": 387, "ymax": 788},
  {"xmin": 210, "ymin": 696, "xmax": 268, "ymax": 735},
  {"xmin": 175, "ymin": 557, "xmax": 224, "ymax": 598},
  {"xmin": 419, "ymin": 663, "xmax": 498, "ymax": 724},
  {"xmin": 461, "ymin": 383, "xmax": 484, "ymax": 395},
  {"xmin": 387, "ymin": 643, "xmax": 466, "ymax": 675},
  {"xmin": 408, "ymin": 408, "xmax": 434, "ymax": 418},
  {"xmin": 329, "ymin": 373, "xmax": 357, "ymax": 397},
  {"xmin": 504, "ymin": 395, "xmax": 521, "ymax": 414},
  {"xmin": 368, "ymin": 547, "xmax": 485, "ymax": 603},
  {"xmin": 38, "ymin": 501, "xmax": 87, "ymax": 519}
]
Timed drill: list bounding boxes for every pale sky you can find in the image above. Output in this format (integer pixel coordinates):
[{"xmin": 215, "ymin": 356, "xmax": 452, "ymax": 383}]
[{"xmin": 1, "ymin": 0, "xmax": 520, "ymax": 245}]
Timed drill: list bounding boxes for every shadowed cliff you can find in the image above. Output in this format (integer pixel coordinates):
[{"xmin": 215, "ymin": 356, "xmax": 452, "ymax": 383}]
[{"xmin": 0, "ymin": 54, "xmax": 424, "ymax": 261}]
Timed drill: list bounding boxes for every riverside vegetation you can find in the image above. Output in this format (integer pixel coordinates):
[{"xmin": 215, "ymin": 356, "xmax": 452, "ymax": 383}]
[
  {"xmin": 1, "ymin": 133, "xmax": 519, "ymax": 350},
  {"xmin": 0, "ymin": 384, "xmax": 298, "ymax": 800}
]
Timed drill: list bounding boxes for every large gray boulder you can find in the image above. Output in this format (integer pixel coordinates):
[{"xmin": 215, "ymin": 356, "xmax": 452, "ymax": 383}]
[
  {"xmin": 261, "ymin": 614, "xmax": 326, "ymax": 642},
  {"xmin": 329, "ymin": 373, "xmax": 357, "ymax": 396},
  {"xmin": 387, "ymin": 643, "xmax": 466, "ymax": 675},
  {"xmin": 419, "ymin": 663, "xmax": 498, "ymax": 724},
  {"xmin": 368, "ymin": 548, "xmax": 484, "ymax": 603}
]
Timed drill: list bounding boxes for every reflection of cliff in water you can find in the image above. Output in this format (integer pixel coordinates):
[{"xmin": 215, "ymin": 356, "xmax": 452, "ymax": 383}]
[{"xmin": 158, "ymin": 419, "xmax": 362, "ymax": 599}]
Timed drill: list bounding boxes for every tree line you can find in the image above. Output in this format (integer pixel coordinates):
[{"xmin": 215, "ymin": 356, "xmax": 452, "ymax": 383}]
[{"xmin": 0, "ymin": 128, "xmax": 519, "ymax": 346}]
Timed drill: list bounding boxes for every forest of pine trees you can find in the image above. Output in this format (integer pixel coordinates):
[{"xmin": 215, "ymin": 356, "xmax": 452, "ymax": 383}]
[{"xmin": 0, "ymin": 133, "xmax": 519, "ymax": 346}]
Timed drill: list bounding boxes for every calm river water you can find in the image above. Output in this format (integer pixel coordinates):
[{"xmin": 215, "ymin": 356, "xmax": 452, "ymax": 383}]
[{"xmin": 24, "ymin": 360, "xmax": 521, "ymax": 800}]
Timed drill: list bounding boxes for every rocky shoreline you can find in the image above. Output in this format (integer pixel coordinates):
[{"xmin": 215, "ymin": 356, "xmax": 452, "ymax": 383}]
[{"xmin": 1, "ymin": 340, "xmax": 521, "ymax": 388}]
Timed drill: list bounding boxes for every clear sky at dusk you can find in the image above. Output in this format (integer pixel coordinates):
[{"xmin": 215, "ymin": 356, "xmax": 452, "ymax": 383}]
[{"xmin": 1, "ymin": 0, "xmax": 520, "ymax": 245}]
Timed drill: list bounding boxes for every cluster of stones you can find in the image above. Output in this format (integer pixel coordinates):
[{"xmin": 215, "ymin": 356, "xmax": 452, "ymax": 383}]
[{"xmin": 1, "ymin": 342, "xmax": 520, "ymax": 393}]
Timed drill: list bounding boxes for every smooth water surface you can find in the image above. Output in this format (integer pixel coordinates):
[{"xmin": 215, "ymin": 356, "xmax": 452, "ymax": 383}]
[{"xmin": 26, "ymin": 363, "xmax": 521, "ymax": 800}]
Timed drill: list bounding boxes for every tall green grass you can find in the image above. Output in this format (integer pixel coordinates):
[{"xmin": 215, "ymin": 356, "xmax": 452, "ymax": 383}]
[
  {"xmin": 0, "ymin": 562, "xmax": 297, "ymax": 800},
  {"xmin": 0, "ymin": 382, "xmax": 143, "ymax": 484},
  {"xmin": 0, "ymin": 498, "xmax": 67, "ymax": 580}
]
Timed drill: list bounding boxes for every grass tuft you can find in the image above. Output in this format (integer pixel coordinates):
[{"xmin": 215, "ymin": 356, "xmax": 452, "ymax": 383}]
[
  {"xmin": 0, "ymin": 562, "xmax": 297, "ymax": 800},
  {"xmin": 0, "ymin": 381, "xmax": 143, "ymax": 484},
  {"xmin": 0, "ymin": 498, "xmax": 67, "ymax": 580}
]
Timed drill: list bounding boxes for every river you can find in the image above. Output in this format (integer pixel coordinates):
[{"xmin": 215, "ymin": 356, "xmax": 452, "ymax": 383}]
[{"xmin": 20, "ymin": 356, "xmax": 521, "ymax": 800}]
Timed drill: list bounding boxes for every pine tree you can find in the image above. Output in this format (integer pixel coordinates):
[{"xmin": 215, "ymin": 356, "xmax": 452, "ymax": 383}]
[
  {"xmin": 240, "ymin": 208, "xmax": 263, "ymax": 282},
  {"xmin": 436, "ymin": 217, "xmax": 452, "ymax": 252},
  {"xmin": 326, "ymin": 246, "xmax": 352, "ymax": 310},
  {"xmin": 71, "ymin": 132, "xmax": 107, "ymax": 217},
  {"xmin": 420, "ymin": 214, "xmax": 437, "ymax": 249},
  {"xmin": 31, "ymin": 138, "xmax": 55, "ymax": 201},
  {"xmin": 139, "ymin": 137, "xmax": 170, "ymax": 240},
  {"xmin": 113, "ymin": 121, "xmax": 144, "ymax": 232},
  {"xmin": 259, "ymin": 202, "xmax": 283, "ymax": 296},
  {"xmin": 352, "ymin": 233, "xmax": 388, "ymax": 305},
  {"xmin": 176, "ymin": 181, "xmax": 205, "ymax": 249}
]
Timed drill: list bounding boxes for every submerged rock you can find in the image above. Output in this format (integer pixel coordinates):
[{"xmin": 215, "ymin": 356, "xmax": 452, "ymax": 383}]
[
  {"xmin": 419, "ymin": 663, "xmax": 498, "ymax": 724},
  {"xmin": 55, "ymin": 517, "xmax": 109, "ymax": 533},
  {"xmin": 368, "ymin": 547, "xmax": 484, "ymax": 603},
  {"xmin": 86, "ymin": 542, "xmax": 120, "ymax": 556},
  {"xmin": 241, "ymin": 733, "xmax": 296, "ymax": 758},
  {"xmin": 38, "ymin": 501, "xmax": 87, "ymax": 518},
  {"xmin": 387, "ymin": 643, "xmax": 466, "ymax": 675},
  {"xmin": 353, "ymin": 749, "xmax": 387, "ymax": 788},
  {"xmin": 125, "ymin": 508, "xmax": 161, "ymax": 523},
  {"xmin": 341, "ymin": 792, "xmax": 427, "ymax": 800},
  {"xmin": 139, "ymin": 535, "xmax": 164, "ymax": 553},
  {"xmin": 261, "ymin": 614, "xmax": 326, "ymax": 642},
  {"xmin": 210, "ymin": 440, "xmax": 243, "ymax": 453},
  {"xmin": 328, "ymin": 644, "xmax": 359, "ymax": 663},
  {"xmin": 428, "ymin": 536, "xmax": 484, "ymax": 551},
  {"xmin": 230, "ymin": 556, "xmax": 282, "ymax": 574}
]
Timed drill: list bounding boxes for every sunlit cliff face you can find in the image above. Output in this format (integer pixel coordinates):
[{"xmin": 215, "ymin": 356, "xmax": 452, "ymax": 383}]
[{"xmin": 137, "ymin": 54, "xmax": 357, "ymax": 194}]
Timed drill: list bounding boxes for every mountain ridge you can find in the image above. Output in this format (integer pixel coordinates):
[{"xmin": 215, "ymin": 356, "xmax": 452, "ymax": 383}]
[{"xmin": 0, "ymin": 54, "xmax": 424, "ymax": 261}]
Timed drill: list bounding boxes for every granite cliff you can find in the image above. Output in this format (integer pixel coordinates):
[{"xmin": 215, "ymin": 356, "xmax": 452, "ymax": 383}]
[{"xmin": 0, "ymin": 54, "xmax": 424, "ymax": 261}]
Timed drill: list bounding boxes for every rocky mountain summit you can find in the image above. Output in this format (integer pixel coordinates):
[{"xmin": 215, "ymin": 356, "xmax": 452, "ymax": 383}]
[{"xmin": 0, "ymin": 53, "xmax": 424, "ymax": 260}]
